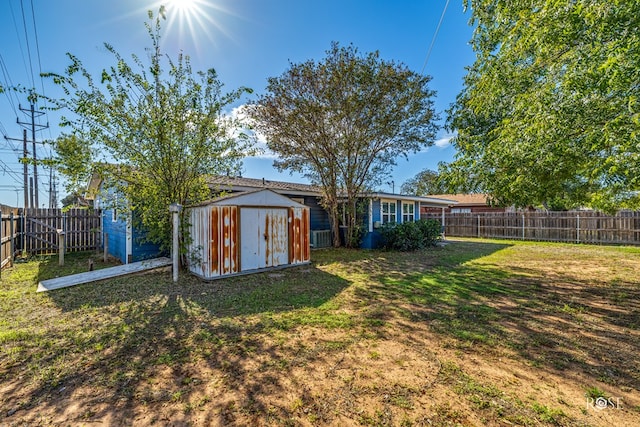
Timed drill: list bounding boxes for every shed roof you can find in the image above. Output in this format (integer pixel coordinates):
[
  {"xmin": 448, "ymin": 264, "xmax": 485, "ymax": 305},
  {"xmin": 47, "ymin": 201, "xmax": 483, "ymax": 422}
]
[{"xmin": 189, "ymin": 189, "xmax": 307, "ymax": 209}]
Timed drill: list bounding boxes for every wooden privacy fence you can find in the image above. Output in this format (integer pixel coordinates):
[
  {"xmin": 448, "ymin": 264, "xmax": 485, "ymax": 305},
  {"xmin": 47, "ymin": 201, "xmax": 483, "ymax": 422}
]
[
  {"xmin": 422, "ymin": 211, "xmax": 640, "ymax": 245},
  {"xmin": 1, "ymin": 211, "xmax": 20, "ymax": 270},
  {"xmin": 0, "ymin": 208, "xmax": 102, "ymax": 270}
]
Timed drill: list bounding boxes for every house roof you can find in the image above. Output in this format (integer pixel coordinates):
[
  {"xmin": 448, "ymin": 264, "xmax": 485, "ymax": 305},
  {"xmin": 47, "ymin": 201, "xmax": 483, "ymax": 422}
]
[
  {"xmin": 207, "ymin": 175, "xmax": 322, "ymax": 196},
  {"xmin": 369, "ymin": 192, "xmax": 457, "ymax": 207},
  {"xmin": 85, "ymin": 173, "xmax": 103, "ymax": 200},
  {"xmin": 208, "ymin": 177, "xmax": 457, "ymax": 206},
  {"xmin": 427, "ymin": 194, "xmax": 490, "ymax": 206}
]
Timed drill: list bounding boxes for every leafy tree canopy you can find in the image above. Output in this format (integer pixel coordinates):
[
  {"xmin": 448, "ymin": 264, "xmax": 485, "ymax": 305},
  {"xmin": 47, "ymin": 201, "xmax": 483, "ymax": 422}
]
[
  {"xmin": 400, "ymin": 169, "xmax": 447, "ymax": 196},
  {"xmin": 44, "ymin": 8, "xmax": 252, "ymax": 253},
  {"xmin": 248, "ymin": 42, "xmax": 438, "ymax": 246},
  {"xmin": 442, "ymin": 0, "xmax": 640, "ymax": 212}
]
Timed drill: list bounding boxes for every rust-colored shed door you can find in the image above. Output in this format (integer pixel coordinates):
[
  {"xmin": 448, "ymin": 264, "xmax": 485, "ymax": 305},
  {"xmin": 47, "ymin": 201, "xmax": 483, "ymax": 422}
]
[{"xmin": 240, "ymin": 208, "xmax": 288, "ymax": 271}]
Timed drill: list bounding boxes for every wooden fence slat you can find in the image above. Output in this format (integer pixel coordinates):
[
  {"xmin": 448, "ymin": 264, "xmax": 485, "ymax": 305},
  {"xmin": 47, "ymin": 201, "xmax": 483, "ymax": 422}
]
[
  {"xmin": 0, "ymin": 208, "xmax": 103, "ymax": 257},
  {"xmin": 422, "ymin": 210, "xmax": 640, "ymax": 246}
]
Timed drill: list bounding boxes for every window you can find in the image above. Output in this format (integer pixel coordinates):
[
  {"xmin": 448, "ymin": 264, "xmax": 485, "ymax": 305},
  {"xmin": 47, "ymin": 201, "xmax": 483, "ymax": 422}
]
[
  {"xmin": 111, "ymin": 194, "xmax": 119, "ymax": 222},
  {"xmin": 402, "ymin": 202, "xmax": 415, "ymax": 222},
  {"xmin": 290, "ymin": 197, "xmax": 305, "ymax": 205},
  {"xmin": 381, "ymin": 200, "xmax": 397, "ymax": 224},
  {"xmin": 451, "ymin": 208, "xmax": 472, "ymax": 214}
]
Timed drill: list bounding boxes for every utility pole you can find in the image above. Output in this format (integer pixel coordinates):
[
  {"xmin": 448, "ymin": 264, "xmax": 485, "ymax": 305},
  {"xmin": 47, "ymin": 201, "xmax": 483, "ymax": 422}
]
[
  {"xmin": 22, "ymin": 130, "xmax": 29, "ymax": 209},
  {"xmin": 3, "ymin": 129, "xmax": 30, "ymax": 209},
  {"xmin": 52, "ymin": 173, "xmax": 58, "ymax": 208},
  {"xmin": 17, "ymin": 103, "xmax": 48, "ymax": 209},
  {"xmin": 48, "ymin": 167, "xmax": 53, "ymax": 208}
]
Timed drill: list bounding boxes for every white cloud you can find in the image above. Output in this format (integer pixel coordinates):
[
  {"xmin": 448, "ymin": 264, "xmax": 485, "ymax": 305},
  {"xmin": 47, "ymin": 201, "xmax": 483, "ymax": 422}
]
[
  {"xmin": 418, "ymin": 132, "xmax": 456, "ymax": 153},
  {"xmin": 224, "ymin": 104, "xmax": 279, "ymax": 159},
  {"xmin": 434, "ymin": 132, "xmax": 456, "ymax": 148}
]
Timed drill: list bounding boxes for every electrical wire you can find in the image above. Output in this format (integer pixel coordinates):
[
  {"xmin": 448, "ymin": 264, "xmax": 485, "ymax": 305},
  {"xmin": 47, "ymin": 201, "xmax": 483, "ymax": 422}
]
[
  {"xmin": 29, "ymin": 0, "xmax": 54, "ymax": 142},
  {"xmin": 421, "ymin": 0, "xmax": 450, "ymax": 74},
  {"xmin": 0, "ymin": 158, "xmax": 24, "ymax": 186},
  {"xmin": 8, "ymin": 0, "xmax": 32, "ymax": 91},
  {"xmin": 19, "ymin": 0, "xmax": 37, "ymax": 90},
  {"xmin": 0, "ymin": 53, "xmax": 19, "ymax": 116}
]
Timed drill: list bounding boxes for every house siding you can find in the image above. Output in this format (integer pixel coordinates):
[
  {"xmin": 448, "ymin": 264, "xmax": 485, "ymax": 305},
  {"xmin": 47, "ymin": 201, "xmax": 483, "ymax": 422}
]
[
  {"xmin": 303, "ymin": 196, "xmax": 330, "ymax": 231},
  {"xmin": 102, "ymin": 208, "xmax": 127, "ymax": 264},
  {"xmin": 361, "ymin": 199, "xmax": 423, "ymax": 249},
  {"xmin": 131, "ymin": 217, "xmax": 164, "ymax": 262}
]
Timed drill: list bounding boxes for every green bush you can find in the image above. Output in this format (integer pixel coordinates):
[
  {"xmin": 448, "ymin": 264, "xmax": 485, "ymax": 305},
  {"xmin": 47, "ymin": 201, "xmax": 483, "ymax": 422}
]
[{"xmin": 379, "ymin": 219, "xmax": 442, "ymax": 251}]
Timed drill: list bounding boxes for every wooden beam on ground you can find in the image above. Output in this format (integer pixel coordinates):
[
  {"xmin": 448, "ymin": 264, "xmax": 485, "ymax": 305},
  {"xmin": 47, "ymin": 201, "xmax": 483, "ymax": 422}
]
[{"xmin": 37, "ymin": 257, "xmax": 172, "ymax": 292}]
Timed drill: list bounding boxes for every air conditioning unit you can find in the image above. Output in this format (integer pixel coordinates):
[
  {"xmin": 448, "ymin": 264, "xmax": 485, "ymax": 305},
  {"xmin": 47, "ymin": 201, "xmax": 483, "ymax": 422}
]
[{"xmin": 310, "ymin": 230, "xmax": 331, "ymax": 248}]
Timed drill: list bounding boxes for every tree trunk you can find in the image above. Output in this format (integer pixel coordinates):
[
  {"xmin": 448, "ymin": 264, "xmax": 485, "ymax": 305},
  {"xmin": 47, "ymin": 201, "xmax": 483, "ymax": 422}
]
[{"xmin": 329, "ymin": 206, "xmax": 341, "ymax": 247}]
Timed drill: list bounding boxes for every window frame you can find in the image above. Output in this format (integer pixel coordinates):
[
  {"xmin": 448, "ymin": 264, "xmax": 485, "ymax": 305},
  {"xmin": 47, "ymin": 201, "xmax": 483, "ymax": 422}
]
[
  {"xmin": 381, "ymin": 199, "xmax": 397, "ymax": 224},
  {"xmin": 402, "ymin": 202, "xmax": 415, "ymax": 223}
]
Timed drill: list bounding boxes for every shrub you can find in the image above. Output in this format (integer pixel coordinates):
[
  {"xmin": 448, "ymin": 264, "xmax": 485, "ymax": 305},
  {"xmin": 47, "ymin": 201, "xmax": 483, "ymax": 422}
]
[{"xmin": 379, "ymin": 219, "xmax": 442, "ymax": 251}]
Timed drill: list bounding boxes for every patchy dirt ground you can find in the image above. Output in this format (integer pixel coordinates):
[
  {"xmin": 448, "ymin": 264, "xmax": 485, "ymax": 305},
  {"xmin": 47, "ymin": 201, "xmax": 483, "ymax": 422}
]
[{"xmin": 1, "ymin": 240, "xmax": 639, "ymax": 426}]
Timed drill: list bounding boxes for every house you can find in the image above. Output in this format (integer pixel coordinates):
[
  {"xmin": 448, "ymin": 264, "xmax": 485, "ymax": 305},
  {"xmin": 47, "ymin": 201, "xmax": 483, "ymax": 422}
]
[
  {"xmin": 86, "ymin": 175, "xmax": 163, "ymax": 264},
  {"xmin": 359, "ymin": 193, "xmax": 457, "ymax": 249},
  {"xmin": 87, "ymin": 172, "xmax": 457, "ymax": 262},
  {"xmin": 208, "ymin": 176, "xmax": 457, "ymax": 249},
  {"xmin": 421, "ymin": 194, "xmax": 509, "ymax": 216},
  {"xmin": 186, "ymin": 189, "xmax": 310, "ymax": 279}
]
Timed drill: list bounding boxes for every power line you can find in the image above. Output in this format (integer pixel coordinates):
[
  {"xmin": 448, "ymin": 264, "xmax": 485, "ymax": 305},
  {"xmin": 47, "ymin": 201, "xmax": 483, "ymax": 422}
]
[
  {"xmin": 0, "ymin": 53, "xmax": 19, "ymax": 116},
  {"xmin": 29, "ymin": 0, "xmax": 53, "ymax": 142},
  {"xmin": 421, "ymin": 0, "xmax": 450, "ymax": 74},
  {"xmin": 8, "ymin": 0, "xmax": 31, "ymax": 89},
  {"xmin": 19, "ymin": 0, "xmax": 37, "ymax": 89},
  {"xmin": 0, "ymin": 158, "xmax": 24, "ymax": 186}
]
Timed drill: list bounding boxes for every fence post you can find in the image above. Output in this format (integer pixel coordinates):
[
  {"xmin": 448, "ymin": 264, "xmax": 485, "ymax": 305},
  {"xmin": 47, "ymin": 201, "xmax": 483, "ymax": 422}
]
[
  {"xmin": 169, "ymin": 203, "xmax": 182, "ymax": 283},
  {"xmin": 522, "ymin": 214, "xmax": 525, "ymax": 240},
  {"xmin": 0, "ymin": 214, "xmax": 3, "ymax": 278},
  {"xmin": 9, "ymin": 213, "xmax": 14, "ymax": 267},
  {"xmin": 477, "ymin": 215, "xmax": 480, "ymax": 238},
  {"xmin": 21, "ymin": 210, "xmax": 26, "ymax": 256},
  {"xmin": 57, "ymin": 230, "xmax": 65, "ymax": 266},
  {"xmin": 576, "ymin": 214, "xmax": 580, "ymax": 243},
  {"xmin": 103, "ymin": 232, "xmax": 109, "ymax": 263}
]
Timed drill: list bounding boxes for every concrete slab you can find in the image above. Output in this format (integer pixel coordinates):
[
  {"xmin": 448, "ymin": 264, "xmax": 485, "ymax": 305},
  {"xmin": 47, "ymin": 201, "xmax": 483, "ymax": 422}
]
[{"xmin": 37, "ymin": 257, "xmax": 172, "ymax": 292}]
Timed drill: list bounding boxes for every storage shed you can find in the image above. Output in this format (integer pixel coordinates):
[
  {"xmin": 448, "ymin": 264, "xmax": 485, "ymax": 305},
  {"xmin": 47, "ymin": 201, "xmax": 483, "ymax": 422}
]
[{"xmin": 187, "ymin": 189, "xmax": 310, "ymax": 280}]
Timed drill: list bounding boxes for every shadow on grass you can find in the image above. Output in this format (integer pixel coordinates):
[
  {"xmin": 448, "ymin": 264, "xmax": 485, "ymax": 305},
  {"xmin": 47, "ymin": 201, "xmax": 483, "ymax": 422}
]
[
  {"xmin": 2, "ymin": 259, "xmax": 351, "ymax": 425},
  {"xmin": 351, "ymin": 243, "xmax": 640, "ymax": 395},
  {"xmin": 5, "ymin": 240, "xmax": 638, "ymax": 424}
]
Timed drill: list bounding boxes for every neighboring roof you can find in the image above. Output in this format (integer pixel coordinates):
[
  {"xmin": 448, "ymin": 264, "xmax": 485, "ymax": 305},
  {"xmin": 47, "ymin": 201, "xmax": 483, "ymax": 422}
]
[
  {"xmin": 85, "ymin": 172, "xmax": 103, "ymax": 200},
  {"xmin": 208, "ymin": 175, "xmax": 322, "ymax": 196},
  {"xmin": 369, "ymin": 192, "xmax": 457, "ymax": 207},
  {"xmin": 188, "ymin": 189, "xmax": 307, "ymax": 209},
  {"xmin": 427, "ymin": 194, "xmax": 490, "ymax": 206}
]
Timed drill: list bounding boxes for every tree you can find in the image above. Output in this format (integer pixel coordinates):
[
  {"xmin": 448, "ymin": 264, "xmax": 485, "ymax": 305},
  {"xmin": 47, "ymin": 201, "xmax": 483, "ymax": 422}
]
[
  {"xmin": 400, "ymin": 169, "xmax": 446, "ymax": 196},
  {"xmin": 248, "ymin": 42, "xmax": 438, "ymax": 247},
  {"xmin": 44, "ymin": 8, "xmax": 252, "ymax": 257},
  {"xmin": 442, "ymin": 0, "xmax": 640, "ymax": 211},
  {"xmin": 50, "ymin": 134, "xmax": 93, "ymax": 196}
]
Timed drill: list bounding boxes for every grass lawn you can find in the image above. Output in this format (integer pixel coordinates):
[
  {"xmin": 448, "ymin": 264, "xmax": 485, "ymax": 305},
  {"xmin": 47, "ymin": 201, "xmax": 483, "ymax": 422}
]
[{"xmin": 1, "ymin": 239, "xmax": 639, "ymax": 426}]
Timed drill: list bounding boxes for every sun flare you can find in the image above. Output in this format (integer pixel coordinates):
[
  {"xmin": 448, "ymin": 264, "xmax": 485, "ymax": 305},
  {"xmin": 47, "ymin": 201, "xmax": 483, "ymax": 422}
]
[
  {"xmin": 152, "ymin": 0, "xmax": 235, "ymax": 52},
  {"xmin": 167, "ymin": 0, "xmax": 198, "ymax": 14}
]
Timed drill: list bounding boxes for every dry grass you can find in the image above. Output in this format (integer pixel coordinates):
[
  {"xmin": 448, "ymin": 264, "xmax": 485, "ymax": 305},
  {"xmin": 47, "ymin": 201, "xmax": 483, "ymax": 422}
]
[{"xmin": 0, "ymin": 239, "xmax": 639, "ymax": 426}]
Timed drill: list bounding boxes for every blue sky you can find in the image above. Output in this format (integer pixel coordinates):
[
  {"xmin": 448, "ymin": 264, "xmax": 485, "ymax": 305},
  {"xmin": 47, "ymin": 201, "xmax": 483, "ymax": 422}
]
[{"xmin": 0, "ymin": 0, "xmax": 475, "ymax": 207}]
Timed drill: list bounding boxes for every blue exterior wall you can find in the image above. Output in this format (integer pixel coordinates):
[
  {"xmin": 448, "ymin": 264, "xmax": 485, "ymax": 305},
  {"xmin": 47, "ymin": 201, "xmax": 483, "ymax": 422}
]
[
  {"xmin": 99, "ymin": 183, "xmax": 163, "ymax": 264},
  {"xmin": 360, "ymin": 198, "xmax": 422, "ymax": 249},
  {"xmin": 302, "ymin": 196, "xmax": 331, "ymax": 231},
  {"xmin": 131, "ymin": 213, "xmax": 164, "ymax": 262},
  {"xmin": 102, "ymin": 208, "xmax": 128, "ymax": 264}
]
